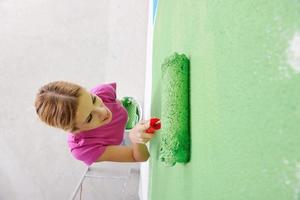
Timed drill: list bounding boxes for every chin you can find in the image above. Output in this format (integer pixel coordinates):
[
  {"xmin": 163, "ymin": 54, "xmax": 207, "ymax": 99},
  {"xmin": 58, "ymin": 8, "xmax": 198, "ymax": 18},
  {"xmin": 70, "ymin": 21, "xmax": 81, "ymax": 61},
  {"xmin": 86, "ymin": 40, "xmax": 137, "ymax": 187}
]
[
  {"xmin": 103, "ymin": 114, "xmax": 112, "ymax": 124},
  {"xmin": 107, "ymin": 115, "xmax": 112, "ymax": 123}
]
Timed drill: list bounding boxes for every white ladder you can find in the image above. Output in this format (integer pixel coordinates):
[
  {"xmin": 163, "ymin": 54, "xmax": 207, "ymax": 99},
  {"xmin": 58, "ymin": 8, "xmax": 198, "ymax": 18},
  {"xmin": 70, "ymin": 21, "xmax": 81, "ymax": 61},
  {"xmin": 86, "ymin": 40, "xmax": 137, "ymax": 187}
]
[{"xmin": 69, "ymin": 163, "xmax": 140, "ymax": 200}]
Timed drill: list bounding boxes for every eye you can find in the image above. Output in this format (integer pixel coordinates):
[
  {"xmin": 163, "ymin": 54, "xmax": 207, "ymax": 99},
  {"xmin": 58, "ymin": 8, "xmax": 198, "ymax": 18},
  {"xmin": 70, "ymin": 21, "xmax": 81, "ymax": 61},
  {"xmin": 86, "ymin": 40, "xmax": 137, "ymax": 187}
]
[
  {"xmin": 92, "ymin": 96, "xmax": 96, "ymax": 104},
  {"xmin": 87, "ymin": 114, "xmax": 93, "ymax": 123}
]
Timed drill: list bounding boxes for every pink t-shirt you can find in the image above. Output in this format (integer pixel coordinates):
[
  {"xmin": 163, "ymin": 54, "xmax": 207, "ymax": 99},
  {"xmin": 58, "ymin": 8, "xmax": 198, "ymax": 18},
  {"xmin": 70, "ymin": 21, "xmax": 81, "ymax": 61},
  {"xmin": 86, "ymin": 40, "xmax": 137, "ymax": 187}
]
[{"xmin": 67, "ymin": 82, "xmax": 128, "ymax": 166}]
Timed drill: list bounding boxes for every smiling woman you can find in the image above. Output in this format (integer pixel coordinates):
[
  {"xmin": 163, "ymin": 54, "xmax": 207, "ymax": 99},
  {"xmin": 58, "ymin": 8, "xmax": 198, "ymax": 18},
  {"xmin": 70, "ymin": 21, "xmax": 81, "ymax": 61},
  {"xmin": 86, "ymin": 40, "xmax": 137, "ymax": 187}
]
[
  {"xmin": 34, "ymin": 81, "xmax": 156, "ymax": 166},
  {"xmin": 73, "ymin": 88, "xmax": 113, "ymax": 133}
]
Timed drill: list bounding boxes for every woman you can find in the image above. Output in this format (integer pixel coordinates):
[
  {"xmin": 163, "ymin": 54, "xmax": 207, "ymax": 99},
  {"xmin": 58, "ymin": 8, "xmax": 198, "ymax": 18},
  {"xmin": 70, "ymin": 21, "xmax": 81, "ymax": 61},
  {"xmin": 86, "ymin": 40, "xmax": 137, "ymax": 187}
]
[{"xmin": 34, "ymin": 81, "xmax": 155, "ymax": 166}]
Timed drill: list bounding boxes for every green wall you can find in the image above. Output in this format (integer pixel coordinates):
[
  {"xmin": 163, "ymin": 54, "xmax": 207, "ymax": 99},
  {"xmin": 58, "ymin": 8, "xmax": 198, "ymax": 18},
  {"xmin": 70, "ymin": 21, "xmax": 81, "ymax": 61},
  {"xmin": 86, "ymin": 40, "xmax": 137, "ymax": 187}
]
[{"xmin": 149, "ymin": 1, "xmax": 300, "ymax": 200}]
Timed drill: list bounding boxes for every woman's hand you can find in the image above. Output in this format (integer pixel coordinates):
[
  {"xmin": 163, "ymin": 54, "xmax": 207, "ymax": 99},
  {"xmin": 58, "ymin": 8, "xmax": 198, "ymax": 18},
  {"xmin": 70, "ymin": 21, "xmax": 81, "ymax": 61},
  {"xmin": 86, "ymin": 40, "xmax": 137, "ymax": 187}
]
[{"xmin": 129, "ymin": 120, "xmax": 156, "ymax": 144}]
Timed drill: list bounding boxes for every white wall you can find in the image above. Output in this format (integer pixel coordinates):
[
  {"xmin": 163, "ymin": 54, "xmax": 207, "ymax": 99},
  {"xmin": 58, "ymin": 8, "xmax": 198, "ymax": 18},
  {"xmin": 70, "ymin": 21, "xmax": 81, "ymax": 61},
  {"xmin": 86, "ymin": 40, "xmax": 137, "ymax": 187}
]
[{"xmin": 0, "ymin": 0, "xmax": 148, "ymax": 199}]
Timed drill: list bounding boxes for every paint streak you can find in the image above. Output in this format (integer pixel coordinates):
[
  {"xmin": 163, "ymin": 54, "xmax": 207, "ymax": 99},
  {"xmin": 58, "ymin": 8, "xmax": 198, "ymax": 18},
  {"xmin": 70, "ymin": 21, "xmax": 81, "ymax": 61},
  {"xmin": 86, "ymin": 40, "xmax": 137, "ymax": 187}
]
[
  {"xmin": 282, "ymin": 159, "xmax": 300, "ymax": 200},
  {"xmin": 287, "ymin": 32, "xmax": 300, "ymax": 73}
]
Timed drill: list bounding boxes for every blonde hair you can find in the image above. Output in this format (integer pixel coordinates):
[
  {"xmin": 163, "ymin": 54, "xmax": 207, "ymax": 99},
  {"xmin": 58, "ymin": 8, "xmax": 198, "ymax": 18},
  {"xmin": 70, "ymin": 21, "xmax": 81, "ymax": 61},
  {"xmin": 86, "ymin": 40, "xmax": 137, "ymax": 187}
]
[{"xmin": 34, "ymin": 81, "xmax": 82, "ymax": 132}]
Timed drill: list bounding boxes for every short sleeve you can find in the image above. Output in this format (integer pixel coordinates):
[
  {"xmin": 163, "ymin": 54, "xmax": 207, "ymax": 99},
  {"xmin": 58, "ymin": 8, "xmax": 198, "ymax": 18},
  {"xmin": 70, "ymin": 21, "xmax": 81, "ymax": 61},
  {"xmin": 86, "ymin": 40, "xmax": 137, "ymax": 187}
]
[
  {"xmin": 70, "ymin": 143, "xmax": 107, "ymax": 166},
  {"xmin": 89, "ymin": 82, "xmax": 117, "ymax": 103}
]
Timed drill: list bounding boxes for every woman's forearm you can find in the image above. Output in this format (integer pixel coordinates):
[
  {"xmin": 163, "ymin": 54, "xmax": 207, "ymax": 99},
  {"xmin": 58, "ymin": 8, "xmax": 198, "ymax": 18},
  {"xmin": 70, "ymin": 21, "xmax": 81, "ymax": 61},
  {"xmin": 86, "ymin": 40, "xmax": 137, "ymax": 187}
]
[
  {"xmin": 128, "ymin": 120, "xmax": 154, "ymax": 162},
  {"xmin": 132, "ymin": 143, "xmax": 150, "ymax": 162}
]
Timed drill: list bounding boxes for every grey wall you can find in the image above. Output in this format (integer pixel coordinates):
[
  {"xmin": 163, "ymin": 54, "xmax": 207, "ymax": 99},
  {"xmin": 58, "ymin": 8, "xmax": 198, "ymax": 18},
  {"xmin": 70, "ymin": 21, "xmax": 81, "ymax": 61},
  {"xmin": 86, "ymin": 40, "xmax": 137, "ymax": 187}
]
[{"xmin": 0, "ymin": 0, "xmax": 148, "ymax": 199}]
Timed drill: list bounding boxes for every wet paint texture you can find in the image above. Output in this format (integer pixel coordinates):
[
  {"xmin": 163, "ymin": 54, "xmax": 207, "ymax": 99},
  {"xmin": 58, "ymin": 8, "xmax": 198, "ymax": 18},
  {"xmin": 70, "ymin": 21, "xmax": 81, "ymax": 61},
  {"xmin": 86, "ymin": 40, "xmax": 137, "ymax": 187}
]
[{"xmin": 150, "ymin": 1, "xmax": 300, "ymax": 200}]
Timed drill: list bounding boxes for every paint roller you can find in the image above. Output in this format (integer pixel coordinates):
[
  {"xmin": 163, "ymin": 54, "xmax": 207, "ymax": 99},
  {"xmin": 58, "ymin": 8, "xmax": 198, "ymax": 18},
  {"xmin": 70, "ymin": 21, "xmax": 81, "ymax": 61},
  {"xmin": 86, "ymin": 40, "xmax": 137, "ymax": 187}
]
[{"xmin": 159, "ymin": 52, "xmax": 190, "ymax": 166}]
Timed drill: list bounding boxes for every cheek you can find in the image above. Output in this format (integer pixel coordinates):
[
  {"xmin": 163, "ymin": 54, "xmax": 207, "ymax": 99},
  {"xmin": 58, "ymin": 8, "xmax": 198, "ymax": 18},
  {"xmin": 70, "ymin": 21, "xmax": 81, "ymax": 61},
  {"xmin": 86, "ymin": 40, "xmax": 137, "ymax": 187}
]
[{"xmin": 96, "ymin": 97, "xmax": 103, "ymax": 104}]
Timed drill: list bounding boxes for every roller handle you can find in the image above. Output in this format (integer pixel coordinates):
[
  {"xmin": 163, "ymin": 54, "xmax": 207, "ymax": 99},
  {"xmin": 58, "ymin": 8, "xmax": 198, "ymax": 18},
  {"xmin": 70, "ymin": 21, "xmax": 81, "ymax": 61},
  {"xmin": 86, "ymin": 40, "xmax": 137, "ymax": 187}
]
[{"xmin": 146, "ymin": 118, "xmax": 161, "ymax": 134}]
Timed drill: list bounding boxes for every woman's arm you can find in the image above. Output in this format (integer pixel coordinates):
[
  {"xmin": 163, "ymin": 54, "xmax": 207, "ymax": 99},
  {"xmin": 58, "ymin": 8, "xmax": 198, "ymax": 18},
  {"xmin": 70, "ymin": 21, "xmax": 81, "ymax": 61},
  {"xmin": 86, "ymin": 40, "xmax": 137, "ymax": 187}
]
[
  {"xmin": 96, "ymin": 121, "xmax": 154, "ymax": 162},
  {"xmin": 132, "ymin": 143, "xmax": 150, "ymax": 162},
  {"xmin": 96, "ymin": 145, "xmax": 148, "ymax": 162},
  {"xmin": 129, "ymin": 120, "xmax": 152, "ymax": 161}
]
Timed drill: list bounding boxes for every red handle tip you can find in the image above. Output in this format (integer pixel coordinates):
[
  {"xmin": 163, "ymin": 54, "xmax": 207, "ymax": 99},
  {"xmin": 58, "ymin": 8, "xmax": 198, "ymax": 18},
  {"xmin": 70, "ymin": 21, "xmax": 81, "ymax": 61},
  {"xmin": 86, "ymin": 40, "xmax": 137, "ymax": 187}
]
[{"xmin": 146, "ymin": 118, "xmax": 161, "ymax": 133}]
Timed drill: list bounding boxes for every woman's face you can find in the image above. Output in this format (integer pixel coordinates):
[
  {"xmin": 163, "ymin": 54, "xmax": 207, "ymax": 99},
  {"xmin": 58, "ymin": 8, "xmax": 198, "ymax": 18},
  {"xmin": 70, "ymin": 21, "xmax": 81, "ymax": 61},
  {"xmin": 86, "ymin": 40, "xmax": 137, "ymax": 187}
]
[{"xmin": 74, "ymin": 88, "xmax": 112, "ymax": 133}]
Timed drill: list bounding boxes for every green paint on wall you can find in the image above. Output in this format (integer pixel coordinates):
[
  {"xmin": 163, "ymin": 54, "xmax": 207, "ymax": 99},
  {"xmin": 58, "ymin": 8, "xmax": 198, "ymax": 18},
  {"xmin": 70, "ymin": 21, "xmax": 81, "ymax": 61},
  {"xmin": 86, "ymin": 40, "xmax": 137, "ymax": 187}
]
[{"xmin": 149, "ymin": 1, "xmax": 300, "ymax": 200}]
